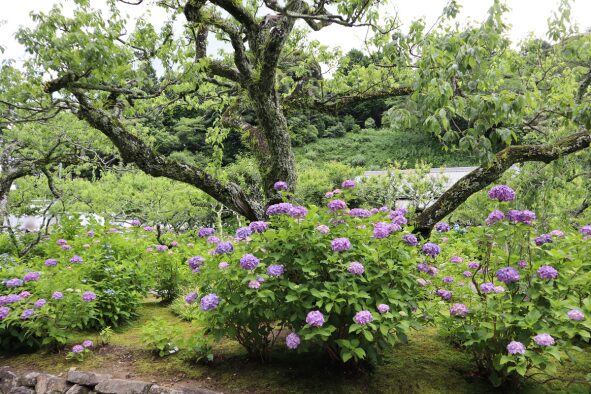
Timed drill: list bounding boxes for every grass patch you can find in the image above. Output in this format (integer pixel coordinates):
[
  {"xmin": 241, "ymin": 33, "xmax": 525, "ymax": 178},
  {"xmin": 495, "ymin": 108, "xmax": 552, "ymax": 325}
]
[
  {"xmin": 2, "ymin": 300, "xmax": 589, "ymax": 393},
  {"xmin": 294, "ymin": 129, "xmax": 478, "ymax": 170}
]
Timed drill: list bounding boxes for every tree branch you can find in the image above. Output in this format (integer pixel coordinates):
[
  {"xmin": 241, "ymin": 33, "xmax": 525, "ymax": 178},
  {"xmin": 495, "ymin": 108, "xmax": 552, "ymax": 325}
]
[
  {"xmin": 414, "ymin": 130, "xmax": 591, "ymax": 232},
  {"xmin": 70, "ymin": 89, "xmax": 263, "ymax": 220}
]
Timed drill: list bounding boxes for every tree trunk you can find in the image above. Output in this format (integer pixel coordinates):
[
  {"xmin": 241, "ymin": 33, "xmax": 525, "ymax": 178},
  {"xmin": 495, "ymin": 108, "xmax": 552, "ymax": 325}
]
[{"xmin": 249, "ymin": 88, "xmax": 297, "ymax": 201}]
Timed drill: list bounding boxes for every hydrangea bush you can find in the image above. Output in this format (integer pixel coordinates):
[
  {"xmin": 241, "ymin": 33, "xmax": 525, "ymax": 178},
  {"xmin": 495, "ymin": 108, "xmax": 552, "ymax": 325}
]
[
  {"xmin": 426, "ymin": 185, "xmax": 591, "ymax": 387},
  {"xmin": 0, "ymin": 222, "xmax": 151, "ymax": 350},
  {"xmin": 182, "ymin": 182, "xmax": 420, "ymax": 363}
]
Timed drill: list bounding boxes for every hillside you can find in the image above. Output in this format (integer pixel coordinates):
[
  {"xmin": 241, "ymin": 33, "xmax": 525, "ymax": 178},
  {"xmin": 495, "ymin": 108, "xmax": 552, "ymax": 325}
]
[{"xmin": 294, "ymin": 128, "xmax": 479, "ymax": 170}]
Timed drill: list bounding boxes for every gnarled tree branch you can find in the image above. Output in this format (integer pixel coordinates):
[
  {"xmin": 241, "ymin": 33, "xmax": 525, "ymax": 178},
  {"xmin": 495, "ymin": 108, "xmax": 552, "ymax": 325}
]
[{"xmin": 414, "ymin": 130, "xmax": 591, "ymax": 233}]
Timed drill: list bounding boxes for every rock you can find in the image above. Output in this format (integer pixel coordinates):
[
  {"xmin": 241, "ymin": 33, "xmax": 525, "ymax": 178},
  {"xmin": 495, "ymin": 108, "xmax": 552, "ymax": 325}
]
[
  {"xmin": 65, "ymin": 384, "xmax": 93, "ymax": 394},
  {"xmin": 148, "ymin": 386, "xmax": 184, "ymax": 394},
  {"xmin": 95, "ymin": 379, "xmax": 152, "ymax": 394},
  {"xmin": 20, "ymin": 373, "xmax": 39, "ymax": 388},
  {"xmin": 0, "ymin": 367, "xmax": 20, "ymax": 394},
  {"xmin": 35, "ymin": 374, "xmax": 72, "ymax": 394},
  {"xmin": 180, "ymin": 388, "xmax": 221, "ymax": 394},
  {"xmin": 8, "ymin": 387, "xmax": 35, "ymax": 394},
  {"xmin": 67, "ymin": 371, "xmax": 111, "ymax": 387}
]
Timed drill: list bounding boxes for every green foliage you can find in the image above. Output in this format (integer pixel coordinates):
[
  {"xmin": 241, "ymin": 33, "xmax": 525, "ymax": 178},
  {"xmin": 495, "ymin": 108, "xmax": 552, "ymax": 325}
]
[
  {"xmin": 183, "ymin": 189, "xmax": 420, "ymax": 364},
  {"xmin": 141, "ymin": 317, "xmax": 182, "ymax": 357},
  {"xmin": 183, "ymin": 335, "xmax": 215, "ymax": 364},
  {"xmin": 429, "ymin": 203, "xmax": 591, "ymax": 387},
  {"xmin": 295, "ymin": 128, "xmax": 477, "ymax": 170}
]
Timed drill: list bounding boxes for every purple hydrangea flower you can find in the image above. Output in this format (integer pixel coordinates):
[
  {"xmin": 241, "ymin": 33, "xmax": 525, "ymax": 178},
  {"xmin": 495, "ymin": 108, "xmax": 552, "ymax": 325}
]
[
  {"xmin": 266, "ymin": 203, "xmax": 294, "ymax": 216},
  {"xmin": 86, "ymin": 230, "xmax": 95, "ymax": 237},
  {"xmin": 325, "ymin": 191, "xmax": 334, "ymax": 198},
  {"xmin": 507, "ymin": 210, "xmax": 536, "ymax": 225},
  {"xmin": 218, "ymin": 262, "xmax": 229, "ymax": 269},
  {"xmin": 537, "ymin": 265, "xmax": 558, "ymax": 280},
  {"xmin": 480, "ymin": 282, "xmax": 495, "ymax": 294},
  {"xmin": 533, "ymin": 333, "xmax": 555, "ymax": 346},
  {"xmin": 286, "ymin": 332, "xmax": 300, "ymax": 349},
  {"xmin": 187, "ymin": 256, "xmax": 205, "ymax": 271},
  {"xmin": 422, "ymin": 242, "xmax": 441, "ymax": 257},
  {"xmin": 507, "ymin": 341, "xmax": 526, "ymax": 355},
  {"xmin": 567, "ymin": 309, "xmax": 585, "ymax": 321},
  {"xmin": 463, "ymin": 271, "xmax": 472, "ymax": 277},
  {"xmin": 0, "ymin": 294, "xmax": 20, "ymax": 305},
  {"xmin": 5, "ymin": 278, "xmax": 23, "ymax": 288},
  {"xmin": 496, "ymin": 267, "xmax": 520, "ymax": 284},
  {"xmin": 449, "ymin": 303, "xmax": 469, "ymax": 317},
  {"xmin": 20, "ymin": 309, "xmax": 34, "ymax": 320},
  {"xmin": 434, "ymin": 222, "xmax": 450, "ymax": 232},
  {"xmin": 331, "ymin": 238, "xmax": 351, "ymax": 252},
  {"xmin": 443, "ymin": 276, "xmax": 454, "ymax": 284},
  {"xmin": 468, "ymin": 261, "xmax": 480, "ymax": 270},
  {"xmin": 580, "ymin": 225, "xmax": 591, "ymax": 236},
  {"xmin": 52, "ymin": 291, "xmax": 63, "ymax": 300},
  {"xmin": 130, "ymin": 219, "xmax": 142, "ymax": 226},
  {"xmin": 82, "ymin": 291, "xmax": 97, "ymax": 302},
  {"xmin": 316, "ymin": 225, "xmax": 330, "ymax": 234},
  {"xmin": 239, "ymin": 254, "xmax": 260, "ymax": 270},
  {"xmin": 450, "ymin": 256, "xmax": 463, "ymax": 264},
  {"xmin": 207, "ymin": 236, "xmax": 220, "ymax": 244},
  {"xmin": 535, "ymin": 234, "xmax": 553, "ymax": 246},
  {"xmin": 82, "ymin": 340, "xmax": 93, "ymax": 348},
  {"xmin": 341, "ymin": 179, "xmax": 356, "ymax": 189},
  {"xmin": 267, "ymin": 265, "xmax": 285, "ymax": 277},
  {"xmin": 274, "ymin": 181, "xmax": 288, "ymax": 191},
  {"xmin": 248, "ymin": 280, "xmax": 261, "ymax": 289},
  {"xmin": 156, "ymin": 244, "xmax": 168, "ymax": 251},
  {"xmin": 23, "ymin": 272, "xmax": 41, "ymax": 282},
  {"xmin": 518, "ymin": 260, "xmax": 527, "ymax": 269},
  {"xmin": 486, "ymin": 210, "xmax": 505, "ymax": 225},
  {"xmin": 19, "ymin": 291, "xmax": 31, "ymax": 299},
  {"xmin": 200, "ymin": 293, "xmax": 220, "ymax": 311},
  {"xmin": 215, "ymin": 241, "xmax": 233, "ymax": 255},
  {"xmin": 488, "ymin": 185, "xmax": 516, "ymax": 202},
  {"xmin": 236, "ymin": 226, "xmax": 253, "ymax": 239},
  {"xmin": 390, "ymin": 215, "xmax": 408, "ymax": 226},
  {"xmin": 72, "ymin": 345, "xmax": 84, "ymax": 353},
  {"xmin": 417, "ymin": 278, "xmax": 429, "ymax": 287},
  {"xmin": 143, "ymin": 226, "xmax": 154, "ymax": 232},
  {"xmin": 494, "ymin": 286, "xmax": 505, "ymax": 293},
  {"xmin": 249, "ymin": 221, "xmax": 269, "ymax": 233},
  {"xmin": 45, "ymin": 259, "xmax": 58, "ymax": 267},
  {"xmin": 353, "ymin": 310, "xmax": 373, "ymax": 325},
  {"xmin": 33, "ymin": 299, "xmax": 46, "ymax": 309},
  {"xmin": 436, "ymin": 289, "xmax": 452, "ymax": 300},
  {"xmin": 377, "ymin": 304, "xmax": 390, "ymax": 314},
  {"xmin": 0, "ymin": 307, "xmax": 10, "ymax": 320},
  {"xmin": 289, "ymin": 206, "xmax": 308, "ymax": 219},
  {"xmin": 349, "ymin": 208, "xmax": 372, "ymax": 218},
  {"xmin": 185, "ymin": 292, "xmax": 198, "ymax": 304},
  {"xmin": 70, "ymin": 255, "xmax": 83, "ymax": 264},
  {"xmin": 373, "ymin": 222, "xmax": 394, "ymax": 239},
  {"xmin": 347, "ymin": 261, "xmax": 365, "ymax": 275},
  {"xmin": 402, "ymin": 234, "xmax": 419, "ymax": 246},
  {"xmin": 198, "ymin": 227, "xmax": 216, "ymax": 237},
  {"xmin": 550, "ymin": 230, "xmax": 564, "ymax": 237},
  {"xmin": 56, "ymin": 239, "xmax": 68, "ymax": 245},
  {"xmin": 306, "ymin": 310, "xmax": 325, "ymax": 327},
  {"xmin": 327, "ymin": 200, "xmax": 347, "ymax": 211},
  {"xmin": 61, "ymin": 244, "xmax": 72, "ymax": 250}
]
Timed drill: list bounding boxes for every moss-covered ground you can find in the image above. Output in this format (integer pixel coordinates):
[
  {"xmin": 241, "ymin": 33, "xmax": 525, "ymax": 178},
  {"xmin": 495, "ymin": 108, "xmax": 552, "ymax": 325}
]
[{"xmin": 2, "ymin": 299, "xmax": 590, "ymax": 393}]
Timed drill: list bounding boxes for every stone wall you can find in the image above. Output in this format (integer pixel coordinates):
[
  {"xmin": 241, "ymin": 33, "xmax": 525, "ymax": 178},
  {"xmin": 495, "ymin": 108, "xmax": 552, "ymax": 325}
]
[{"xmin": 0, "ymin": 367, "xmax": 220, "ymax": 394}]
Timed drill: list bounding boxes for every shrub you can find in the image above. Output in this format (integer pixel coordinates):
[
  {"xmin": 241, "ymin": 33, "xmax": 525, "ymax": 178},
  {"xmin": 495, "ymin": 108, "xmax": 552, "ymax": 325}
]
[
  {"xmin": 182, "ymin": 184, "xmax": 420, "ymax": 364},
  {"xmin": 426, "ymin": 185, "xmax": 591, "ymax": 387},
  {"xmin": 342, "ymin": 115, "xmax": 357, "ymax": 132},
  {"xmin": 325, "ymin": 123, "xmax": 346, "ymax": 138},
  {"xmin": 141, "ymin": 317, "xmax": 183, "ymax": 357},
  {"xmin": 364, "ymin": 117, "xmax": 376, "ymax": 129}
]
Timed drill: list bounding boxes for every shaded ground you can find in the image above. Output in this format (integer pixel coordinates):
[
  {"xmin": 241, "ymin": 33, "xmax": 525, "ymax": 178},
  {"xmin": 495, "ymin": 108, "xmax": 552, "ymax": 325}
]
[{"xmin": 2, "ymin": 300, "xmax": 590, "ymax": 394}]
